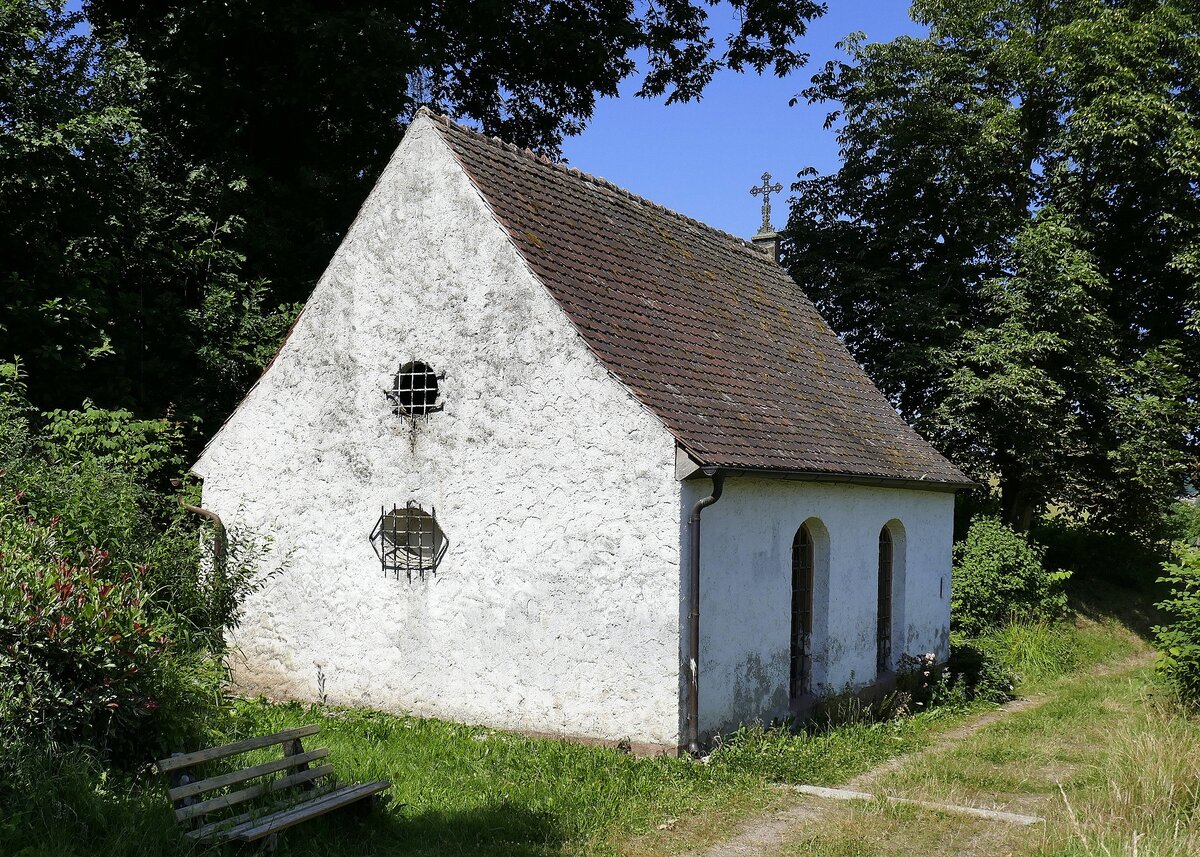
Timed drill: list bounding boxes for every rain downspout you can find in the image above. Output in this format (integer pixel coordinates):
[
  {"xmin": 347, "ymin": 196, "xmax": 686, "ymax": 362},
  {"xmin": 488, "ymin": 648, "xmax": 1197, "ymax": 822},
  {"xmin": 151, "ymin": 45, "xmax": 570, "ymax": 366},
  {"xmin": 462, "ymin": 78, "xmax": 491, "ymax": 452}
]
[
  {"xmin": 686, "ymin": 468, "xmax": 724, "ymax": 756},
  {"xmin": 180, "ymin": 502, "xmax": 227, "ymax": 573}
]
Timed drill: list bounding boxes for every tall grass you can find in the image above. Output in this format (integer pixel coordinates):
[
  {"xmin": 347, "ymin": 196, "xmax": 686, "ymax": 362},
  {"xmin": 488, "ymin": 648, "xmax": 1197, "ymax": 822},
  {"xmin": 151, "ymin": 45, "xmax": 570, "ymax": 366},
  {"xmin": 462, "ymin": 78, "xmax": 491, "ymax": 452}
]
[
  {"xmin": 977, "ymin": 620, "xmax": 1080, "ymax": 687},
  {"xmin": 976, "ymin": 614, "xmax": 1143, "ymax": 692},
  {"xmin": 0, "ymin": 743, "xmax": 195, "ymax": 857},
  {"xmin": 1052, "ymin": 701, "xmax": 1200, "ymax": 856}
]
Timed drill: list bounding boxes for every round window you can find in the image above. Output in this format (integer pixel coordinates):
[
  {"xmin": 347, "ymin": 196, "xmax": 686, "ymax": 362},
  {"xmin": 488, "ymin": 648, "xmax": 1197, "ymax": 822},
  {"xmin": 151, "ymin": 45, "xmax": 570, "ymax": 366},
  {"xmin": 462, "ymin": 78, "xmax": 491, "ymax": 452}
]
[{"xmin": 391, "ymin": 361, "xmax": 440, "ymax": 415}]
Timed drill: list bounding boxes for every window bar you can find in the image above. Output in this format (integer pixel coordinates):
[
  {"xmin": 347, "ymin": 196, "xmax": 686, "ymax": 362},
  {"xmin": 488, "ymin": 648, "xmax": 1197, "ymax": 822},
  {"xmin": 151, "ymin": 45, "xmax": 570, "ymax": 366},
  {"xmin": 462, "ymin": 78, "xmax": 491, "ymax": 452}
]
[
  {"xmin": 370, "ymin": 502, "xmax": 447, "ymax": 581},
  {"xmin": 877, "ymin": 528, "xmax": 893, "ymax": 674},
  {"xmin": 791, "ymin": 525, "xmax": 814, "ymax": 700},
  {"xmin": 398, "ymin": 501, "xmax": 408, "ymax": 580},
  {"xmin": 386, "ymin": 362, "xmax": 444, "ymax": 418}
]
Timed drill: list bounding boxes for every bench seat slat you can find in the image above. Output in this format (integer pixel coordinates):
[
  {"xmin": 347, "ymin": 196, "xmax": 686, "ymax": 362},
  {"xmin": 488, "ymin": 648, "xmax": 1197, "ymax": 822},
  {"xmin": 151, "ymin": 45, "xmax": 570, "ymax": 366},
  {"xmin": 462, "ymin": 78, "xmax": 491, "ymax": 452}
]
[
  {"xmin": 175, "ymin": 764, "xmax": 334, "ymax": 822},
  {"xmin": 184, "ymin": 808, "xmax": 256, "ymax": 842},
  {"xmin": 218, "ymin": 781, "xmax": 392, "ymax": 843},
  {"xmin": 169, "ymin": 747, "xmax": 330, "ymax": 801},
  {"xmin": 157, "ymin": 725, "xmax": 320, "ymax": 773}
]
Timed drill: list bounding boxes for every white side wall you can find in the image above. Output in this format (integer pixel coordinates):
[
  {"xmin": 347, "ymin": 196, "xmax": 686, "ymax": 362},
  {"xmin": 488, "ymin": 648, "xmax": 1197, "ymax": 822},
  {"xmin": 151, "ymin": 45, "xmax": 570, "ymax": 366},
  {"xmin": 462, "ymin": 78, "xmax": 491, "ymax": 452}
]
[
  {"xmin": 682, "ymin": 477, "xmax": 954, "ymax": 737},
  {"xmin": 194, "ymin": 116, "xmax": 682, "ymax": 746}
]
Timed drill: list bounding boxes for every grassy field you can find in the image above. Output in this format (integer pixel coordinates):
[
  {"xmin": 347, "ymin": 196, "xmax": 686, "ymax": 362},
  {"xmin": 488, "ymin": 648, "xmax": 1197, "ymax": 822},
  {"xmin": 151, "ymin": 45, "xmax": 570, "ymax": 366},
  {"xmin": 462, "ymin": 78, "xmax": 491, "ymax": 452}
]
[
  {"xmin": 772, "ymin": 612, "xmax": 1200, "ymax": 857},
  {"xmin": 3, "ymin": 698, "xmax": 988, "ymax": 857},
  {"xmin": 775, "ymin": 656, "xmax": 1200, "ymax": 856},
  {"xmin": 1, "ymin": 593, "xmax": 1186, "ymax": 857},
  {"xmin": 3, "ymin": 678, "xmax": 983, "ymax": 856}
]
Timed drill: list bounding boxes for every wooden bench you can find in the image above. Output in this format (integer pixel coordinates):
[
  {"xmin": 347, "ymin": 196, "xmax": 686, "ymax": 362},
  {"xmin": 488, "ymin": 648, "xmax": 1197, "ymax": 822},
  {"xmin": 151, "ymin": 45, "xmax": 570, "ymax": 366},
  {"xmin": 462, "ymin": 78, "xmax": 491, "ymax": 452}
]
[{"xmin": 156, "ymin": 725, "xmax": 391, "ymax": 848}]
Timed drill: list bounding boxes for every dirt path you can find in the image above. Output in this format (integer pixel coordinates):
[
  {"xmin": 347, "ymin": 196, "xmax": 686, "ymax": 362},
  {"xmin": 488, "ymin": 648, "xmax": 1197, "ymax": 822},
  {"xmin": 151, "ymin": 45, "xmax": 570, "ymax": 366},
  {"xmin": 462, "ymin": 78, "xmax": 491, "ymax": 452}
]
[
  {"xmin": 845, "ymin": 650, "xmax": 1151, "ymax": 795},
  {"xmin": 693, "ymin": 651, "xmax": 1154, "ymax": 857}
]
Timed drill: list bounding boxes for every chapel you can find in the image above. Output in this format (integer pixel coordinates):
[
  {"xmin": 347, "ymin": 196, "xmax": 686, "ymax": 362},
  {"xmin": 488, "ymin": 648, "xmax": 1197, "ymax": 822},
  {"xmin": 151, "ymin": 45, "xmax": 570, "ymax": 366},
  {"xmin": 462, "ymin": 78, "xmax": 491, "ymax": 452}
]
[{"xmin": 194, "ymin": 108, "xmax": 971, "ymax": 753}]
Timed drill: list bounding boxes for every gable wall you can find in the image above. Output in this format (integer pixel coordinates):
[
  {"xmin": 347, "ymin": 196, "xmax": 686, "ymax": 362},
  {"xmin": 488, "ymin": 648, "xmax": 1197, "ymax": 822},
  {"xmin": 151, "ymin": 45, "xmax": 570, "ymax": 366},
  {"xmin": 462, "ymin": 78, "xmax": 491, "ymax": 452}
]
[
  {"xmin": 682, "ymin": 477, "xmax": 954, "ymax": 737},
  {"xmin": 195, "ymin": 117, "xmax": 682, "ymax": 746}
]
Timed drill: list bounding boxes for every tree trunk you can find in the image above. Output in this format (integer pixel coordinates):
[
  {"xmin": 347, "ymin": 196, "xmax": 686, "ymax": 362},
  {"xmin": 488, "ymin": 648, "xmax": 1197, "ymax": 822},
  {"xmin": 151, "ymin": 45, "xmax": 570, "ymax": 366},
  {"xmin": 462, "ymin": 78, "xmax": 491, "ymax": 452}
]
[{"xmin": 1000, "ymin": 478, "xmax": 1036, "ymax": 533}]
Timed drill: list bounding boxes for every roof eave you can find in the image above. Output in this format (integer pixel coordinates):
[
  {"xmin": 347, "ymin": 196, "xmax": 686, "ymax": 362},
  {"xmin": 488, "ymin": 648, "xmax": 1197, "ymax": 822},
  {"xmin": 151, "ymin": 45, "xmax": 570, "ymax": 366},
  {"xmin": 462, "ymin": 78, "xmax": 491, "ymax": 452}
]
[{"xmin": 680, "ymin": 464, "xmax": 976, "ymax": 494}]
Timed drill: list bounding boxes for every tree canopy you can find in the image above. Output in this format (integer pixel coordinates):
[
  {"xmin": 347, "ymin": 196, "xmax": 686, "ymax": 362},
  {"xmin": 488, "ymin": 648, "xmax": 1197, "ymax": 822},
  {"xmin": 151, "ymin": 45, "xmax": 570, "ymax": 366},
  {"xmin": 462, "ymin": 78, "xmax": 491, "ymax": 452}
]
[
  {"xmin": 81, "ymin": 0, "xmax": 825, "ymax": 309},
  {"xmin": 4, "ymin": 0, "xmax": 825, "ymax": 435},
  {"xmin": 0, "ymin": 2, "xmax": 294, "ymax": 431},
  {"xmin": 785, "ymin": 0, "xmax": 1200, "ymax": 536}
]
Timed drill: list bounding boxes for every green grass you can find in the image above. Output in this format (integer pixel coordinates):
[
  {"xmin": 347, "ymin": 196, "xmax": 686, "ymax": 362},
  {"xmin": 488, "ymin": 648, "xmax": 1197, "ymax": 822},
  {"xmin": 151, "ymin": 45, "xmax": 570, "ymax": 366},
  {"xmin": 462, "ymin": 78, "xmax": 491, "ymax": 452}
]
[
  {"xmin": 0, "ymin": 690, "xmax": 984, "ymax": 857},
  {"xmin": 781, "ymin": 798, "xmax": 1025, "ymax": 857},
  {"xmin": 0, "ymin": 590, "xmax": 1161, "ymax": 857},
  {"xmin": 786, "ymin": 661, "xmax": 1200, "ymax": 856},
  {"xmin": 708, "ymin": 704, "xmax": 972, "ymax": 787},
  {"xmin": 976, "ymin": 610, "xmax": 1144, "ymax": 693},
  {"xmin": 769, "ymin": 610, "xmax": 1195, "ymax": 857}
]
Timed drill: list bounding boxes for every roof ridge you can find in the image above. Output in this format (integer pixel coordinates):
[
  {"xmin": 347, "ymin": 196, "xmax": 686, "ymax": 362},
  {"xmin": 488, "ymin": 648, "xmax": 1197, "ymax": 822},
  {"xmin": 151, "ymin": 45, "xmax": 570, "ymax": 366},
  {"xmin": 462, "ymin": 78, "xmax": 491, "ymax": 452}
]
[{"xmin": 418, "ymin": 108, "xmax": 780, "ymax": 266}]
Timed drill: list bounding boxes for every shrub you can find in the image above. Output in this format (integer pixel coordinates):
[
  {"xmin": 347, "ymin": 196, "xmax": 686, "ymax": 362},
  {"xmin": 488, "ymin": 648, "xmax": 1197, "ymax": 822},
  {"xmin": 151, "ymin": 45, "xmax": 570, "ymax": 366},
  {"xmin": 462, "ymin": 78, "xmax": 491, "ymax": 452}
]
[
  {"xmin": 1154, "ymin": 547, "xmax": 1200, "ymax": 705},
  {"xmin": 0, "ymin": 490, "xmax": 221, "ymax": 762},
  {"xmin": 0, "ymin": 362, "xmax": 32, "ymax": 456},
  {"xmin": 40, "ymin": 401, "xmax": 186, "ymax": 488},
  {"xmin": 0, "ymin": 361, "xmax": 281, "ymax": 764},
  {"xmin": 943, "ymin": 635, "xmax": 1016, "ymax": 704},
  {"xmin": 893, "ymin": 649, "xmax": 1011, "ymax": 711},
  {"xmin": 1165, "ymin": 500, "xmax": 1200, "ymax": 547},
  {"xmin": 895, "ymin": 652, "xmax": 948, "ymax": 712},
  {"xmin": 952, "ymin": 515, "xmax": 1070, "ymax": 635}
]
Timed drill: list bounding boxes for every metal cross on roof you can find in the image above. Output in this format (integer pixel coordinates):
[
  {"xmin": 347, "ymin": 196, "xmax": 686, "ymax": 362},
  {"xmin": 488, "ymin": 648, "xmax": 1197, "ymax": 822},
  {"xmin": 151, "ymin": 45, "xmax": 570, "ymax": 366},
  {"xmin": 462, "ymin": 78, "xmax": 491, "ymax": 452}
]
[{"xmin": 749, "ymin": 171, "xmax": 783, "ymax": 234}]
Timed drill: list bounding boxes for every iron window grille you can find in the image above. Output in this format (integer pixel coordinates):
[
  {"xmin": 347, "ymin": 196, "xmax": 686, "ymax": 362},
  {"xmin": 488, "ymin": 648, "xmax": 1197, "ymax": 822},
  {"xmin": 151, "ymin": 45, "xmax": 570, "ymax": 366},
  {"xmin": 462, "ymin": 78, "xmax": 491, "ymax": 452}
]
[
  {"xmin": 370, "ymin": 502, "xmax": 447, "ymax": 581},
  {"xmin": 790, "ymin": 523, "xmax": 815, "ymax": 700},
  {"xmin": 386, "ymin": 361, "xmax": 443, "ymax": 417},
  {"xmin": 877, "ymin": 526, "xmax": 894, "ymax": 675}
]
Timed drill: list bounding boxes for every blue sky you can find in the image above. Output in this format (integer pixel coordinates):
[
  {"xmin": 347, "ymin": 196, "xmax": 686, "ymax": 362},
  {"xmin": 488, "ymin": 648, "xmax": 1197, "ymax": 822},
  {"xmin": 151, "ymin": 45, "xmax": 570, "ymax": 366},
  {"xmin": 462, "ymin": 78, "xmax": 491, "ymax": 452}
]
[{"xmin": 561, "ymin": 2, "xmax": 926, "ymax": 237}]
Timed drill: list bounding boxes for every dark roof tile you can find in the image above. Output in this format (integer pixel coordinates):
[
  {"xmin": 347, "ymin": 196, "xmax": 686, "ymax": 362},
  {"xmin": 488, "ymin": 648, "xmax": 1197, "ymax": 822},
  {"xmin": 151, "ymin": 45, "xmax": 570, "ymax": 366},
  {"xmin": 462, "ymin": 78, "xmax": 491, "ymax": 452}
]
[{"xmin": 427, "ymin": 111, "xmax": 970, "ymax": 488}]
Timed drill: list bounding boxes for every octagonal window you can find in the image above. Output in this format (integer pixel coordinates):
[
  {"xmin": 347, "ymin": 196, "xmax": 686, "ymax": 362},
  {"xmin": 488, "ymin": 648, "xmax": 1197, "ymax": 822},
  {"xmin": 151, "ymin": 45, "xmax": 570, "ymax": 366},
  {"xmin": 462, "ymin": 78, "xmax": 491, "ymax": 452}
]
[{"xmin": 370, "ymin": 502, "xmax": 447, "ymax": 580}]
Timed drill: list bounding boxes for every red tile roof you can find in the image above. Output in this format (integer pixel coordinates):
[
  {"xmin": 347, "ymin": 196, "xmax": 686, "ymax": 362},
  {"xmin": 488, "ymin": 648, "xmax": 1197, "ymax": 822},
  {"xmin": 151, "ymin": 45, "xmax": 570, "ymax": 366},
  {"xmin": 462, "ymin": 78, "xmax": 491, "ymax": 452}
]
[{"xmin": 428, "ymin": 111, "xmax": 971, "ymax": 488}]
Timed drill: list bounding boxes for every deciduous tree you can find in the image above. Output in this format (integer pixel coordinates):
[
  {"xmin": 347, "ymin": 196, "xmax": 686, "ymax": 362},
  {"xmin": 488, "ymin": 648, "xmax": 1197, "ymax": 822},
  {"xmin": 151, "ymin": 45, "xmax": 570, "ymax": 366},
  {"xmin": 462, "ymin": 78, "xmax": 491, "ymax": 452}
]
[
  {"xmin": 4, "ymin": 0, "xmax": 826, "ymax": 435},
  {"xmin": 84, "ymin": 0, "xmax": 826, "ymax": 306},
  {"xmin": 786, "ymin": 0, "xmax": 1200, "ymax": 535},
  {"xmin": 0, "ymin": 1, "xmax": 294, "ymax": 431}
]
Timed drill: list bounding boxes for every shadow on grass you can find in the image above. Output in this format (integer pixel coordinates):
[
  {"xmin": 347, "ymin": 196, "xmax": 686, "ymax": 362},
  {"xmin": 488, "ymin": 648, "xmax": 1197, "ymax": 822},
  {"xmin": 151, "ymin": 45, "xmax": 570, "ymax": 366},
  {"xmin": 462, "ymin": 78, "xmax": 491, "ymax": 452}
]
[
  {"xmin": 263, "ymin": 799, "xmax": 570, "ymax": 857},
  {"xmin": 1068, "ymin": 576, "xmax": 1161, "ymax": 642},
  {"xmin": 1037, "ymin": 522, "xmax": 1168, "ymax": 643}
]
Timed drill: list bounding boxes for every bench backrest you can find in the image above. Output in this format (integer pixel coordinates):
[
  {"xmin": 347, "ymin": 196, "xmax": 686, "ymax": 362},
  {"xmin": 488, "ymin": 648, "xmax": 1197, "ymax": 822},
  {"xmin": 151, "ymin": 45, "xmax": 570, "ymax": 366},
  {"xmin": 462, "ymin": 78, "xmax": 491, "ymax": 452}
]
[{"xmin": 155, "ymin": 725, "xmax": 334, "ymax": 833}]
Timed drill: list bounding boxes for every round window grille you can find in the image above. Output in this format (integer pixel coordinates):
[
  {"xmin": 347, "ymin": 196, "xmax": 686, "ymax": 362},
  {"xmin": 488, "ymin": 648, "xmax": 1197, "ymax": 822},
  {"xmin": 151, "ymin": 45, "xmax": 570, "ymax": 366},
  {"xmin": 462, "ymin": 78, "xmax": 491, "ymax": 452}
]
[{"xmin": 388, "ymin": 361, "xmax": 441, "ymax": 416}]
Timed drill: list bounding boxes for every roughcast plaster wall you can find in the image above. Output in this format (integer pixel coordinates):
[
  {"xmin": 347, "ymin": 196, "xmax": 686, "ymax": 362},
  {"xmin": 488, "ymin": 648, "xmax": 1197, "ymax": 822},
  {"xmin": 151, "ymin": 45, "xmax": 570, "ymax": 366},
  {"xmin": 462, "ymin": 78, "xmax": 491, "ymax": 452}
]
[
  {"xmin": 194, "ymin": 115, "xmax": 683, "ymax": 746},
  {"xmin": 681, "ymin": 477, "xmax": 954, "ymax": 737}
]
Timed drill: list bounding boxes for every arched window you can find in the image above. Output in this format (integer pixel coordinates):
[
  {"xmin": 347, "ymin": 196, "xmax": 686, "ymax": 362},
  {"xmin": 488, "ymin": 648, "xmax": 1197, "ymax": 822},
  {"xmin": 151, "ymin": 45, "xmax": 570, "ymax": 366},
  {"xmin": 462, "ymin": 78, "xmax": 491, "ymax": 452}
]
[
  {"xmin": 791, "ymin": 524, "xmax": 815, "ymax": 699},
  {"xmin": 877, "ymin": 526, "xmax": 894, "ymax": 674}
]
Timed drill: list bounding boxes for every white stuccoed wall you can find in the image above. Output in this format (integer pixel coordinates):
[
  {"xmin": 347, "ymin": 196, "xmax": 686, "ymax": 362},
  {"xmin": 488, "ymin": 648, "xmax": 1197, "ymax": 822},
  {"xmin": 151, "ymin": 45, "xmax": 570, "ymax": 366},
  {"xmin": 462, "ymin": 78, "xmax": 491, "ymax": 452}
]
[
  {"xmin": 194, "ymin": 113, "xmax": 958, "ymax": 748},
  {"xmin": 194, "ymin": 115, "xmax": 684, "ymax": 746},
  {"xmin": 681, "ymin": 476, "xmax": 954, "ymax": 737}
]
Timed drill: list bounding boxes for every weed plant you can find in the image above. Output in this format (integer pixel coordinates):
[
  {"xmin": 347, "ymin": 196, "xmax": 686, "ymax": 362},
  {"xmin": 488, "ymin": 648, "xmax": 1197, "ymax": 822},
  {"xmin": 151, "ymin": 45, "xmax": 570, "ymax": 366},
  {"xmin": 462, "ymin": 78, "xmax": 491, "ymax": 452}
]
[
  {"xmin": 1154, "ymin": 546, "xmax": 1200, "ymax": 705},
  {"xmin": 1050, "ymin": 699, "xmax": 1200, "ymax": 857}
]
